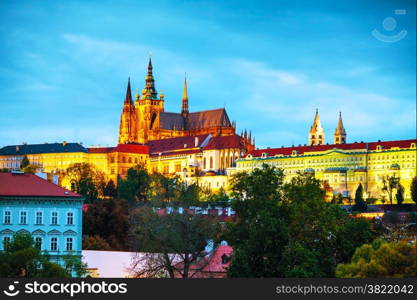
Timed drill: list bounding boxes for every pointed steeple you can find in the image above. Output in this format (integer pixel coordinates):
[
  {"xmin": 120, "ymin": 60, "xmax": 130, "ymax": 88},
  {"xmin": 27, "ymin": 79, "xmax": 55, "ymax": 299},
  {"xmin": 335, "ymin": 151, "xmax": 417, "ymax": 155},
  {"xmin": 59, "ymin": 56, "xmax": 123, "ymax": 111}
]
[
  {"xmin": 124, "ymin": 77, "xmax": 133, "ymax": 104},
  {"xmin": 334, "ymin": 111, "xmax": 346, "ymax": 144},
  {"xmin": 309, "ymin": 108, "xmax": 325, "ymax": 145},
  {"xmin": 141, "ymin": 55, "xmax": 158, "ymax": 100},
  {"xmin": 181, "ymin": 74, "xmax": 189, "ymax": 119},
  {"xmin": 335, "ymin": 112, "xmax": 346, "ymax": 135}
]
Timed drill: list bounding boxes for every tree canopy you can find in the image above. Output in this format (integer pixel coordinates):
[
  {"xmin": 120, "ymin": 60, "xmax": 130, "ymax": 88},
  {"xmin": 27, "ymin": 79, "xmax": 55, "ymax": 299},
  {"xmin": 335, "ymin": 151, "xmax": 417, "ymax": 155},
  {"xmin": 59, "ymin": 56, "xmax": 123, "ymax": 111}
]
[
  {"xmin": 66, "ymin": 162, "xmax": 106, "ymax": 202},
  {"xmin": 336, "ymin": 239, "xmax": 417, "ymax": 278},
  {"xmin": 0, "ymin": 233, "xmax": 84, "ymax": 278},
  {"xmin": 129, "ymin": 207, "xmax": 221, "ymax": 278},
  {"xmin": 223, "ymin": 164, "xmax": 375, "ymax": 278}
]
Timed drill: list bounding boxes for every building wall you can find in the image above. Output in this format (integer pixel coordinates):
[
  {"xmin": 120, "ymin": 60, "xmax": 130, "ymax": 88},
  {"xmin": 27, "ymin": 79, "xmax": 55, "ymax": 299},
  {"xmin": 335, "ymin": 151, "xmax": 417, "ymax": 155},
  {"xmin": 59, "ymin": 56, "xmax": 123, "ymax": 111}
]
[
  {"xmin": 230, "ymin": 145, "xmax": 417, "ymax": 201},
  {"xmin": 0, "ymin": 197, "xmax": 83, "ymax": 264}
]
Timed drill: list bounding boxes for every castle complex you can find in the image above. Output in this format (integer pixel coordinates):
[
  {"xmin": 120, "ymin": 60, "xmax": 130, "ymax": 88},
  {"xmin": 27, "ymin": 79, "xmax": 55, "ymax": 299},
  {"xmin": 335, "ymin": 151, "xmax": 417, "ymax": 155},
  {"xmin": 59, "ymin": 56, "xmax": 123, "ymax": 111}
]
[{"xmin": 0, "ymin": 59, "xmax": 415, "ymax": 201}]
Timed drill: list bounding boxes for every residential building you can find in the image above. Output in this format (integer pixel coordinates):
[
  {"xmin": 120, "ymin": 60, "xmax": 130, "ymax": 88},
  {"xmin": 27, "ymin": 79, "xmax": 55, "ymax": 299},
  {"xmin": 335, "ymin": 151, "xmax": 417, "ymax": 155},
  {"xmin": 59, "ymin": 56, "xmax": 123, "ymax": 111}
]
[{"xmin": 0, "ymin": 172, "xmax": 84, "ymax": 266}]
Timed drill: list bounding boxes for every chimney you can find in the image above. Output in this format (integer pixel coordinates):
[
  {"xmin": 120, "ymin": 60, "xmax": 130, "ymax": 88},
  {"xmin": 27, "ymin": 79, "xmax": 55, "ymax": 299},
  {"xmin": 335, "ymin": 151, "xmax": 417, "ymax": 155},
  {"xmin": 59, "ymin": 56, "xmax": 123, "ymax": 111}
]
[
  {"xmin": 195, "ymin": 137, "xmax": 199, "ymax": 147},
  {"xmin": 63, "ymin": 141, "xmax": 68, "ymax": 147},
  {"xmin": 15, "ymin": 146, "xmax": 20, "ymax": 152}
]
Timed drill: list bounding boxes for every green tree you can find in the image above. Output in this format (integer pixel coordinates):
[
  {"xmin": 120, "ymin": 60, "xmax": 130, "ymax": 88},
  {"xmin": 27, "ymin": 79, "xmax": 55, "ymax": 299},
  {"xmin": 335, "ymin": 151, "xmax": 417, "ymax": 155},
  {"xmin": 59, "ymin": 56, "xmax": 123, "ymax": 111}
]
[
  {"xmin": 353, "ymin": 183, "xmax": 367, "ymax": 212},
  {"xmin": 396, "ymin": 183, "xmax": 404, "ymax": 205},
  {"xmin": 130, "ymin": 207, "xmax": 220, "ymax": 278},
  {"xmin": 82, "ymin": 235, "xmax": 112, "ymax": 250},
  {"xmin": 223, "ymin": 166, "xmax": 375, "ymax": 278},
  {"xmin": 63, "ymin": 254, "xmax": 88, "ymax": 277},
  {"xmin": 224, "ymin": 164, "xmax": 289, "ymax": 277},
  {"xmin": 382, "ymin": 175, "xmax": 399, "ymax": 204},
  {"xmin": 149, "ymin": 174, "xmax": 181, "ymax": 204},
  {"xmin": 0, "ymin": 233, "xmax": 69, "ymax": 278},
  {"xmin": 411, "ymin": 176, "xmax": 417, "ymax": 204},
  {"xmin": 66, "ymin": 163, "xmax": 106, "ymax": 202},
  {"xmin": 336, "ymin": 239, "xmax": 417, "ymax": 278},
  {"xmin": 20, "ymin": 155, "xmax": 30, "ymax": 169},
  {"xmin": 118, "ymin": 165, "xmax": 150, "ymax": 205},
  {"xmin": 83, "ymin": 198, "xmax": 129, "ymax": 250},
  {"xmin": 103, "ymin": 179, "xmax": 117, "ymax": 198}
]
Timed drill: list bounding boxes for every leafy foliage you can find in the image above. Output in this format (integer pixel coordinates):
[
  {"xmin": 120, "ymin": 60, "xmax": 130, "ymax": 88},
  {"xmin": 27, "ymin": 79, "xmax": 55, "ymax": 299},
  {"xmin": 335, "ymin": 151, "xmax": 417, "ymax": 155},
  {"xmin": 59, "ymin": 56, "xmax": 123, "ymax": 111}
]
[
  {"xmin": 83, "ymin": 198, "xmax": 129, "ymax": 250},
  {"xmin": 353, "ymin": 183, "xmax": 367, "ymax": 212},
  {"xmin": 82, "ymin": 235, "xmax": 112, "ymax": 250},
  {"xmin": 130, "ymin": 207, "xmax": 221, "ymax": 278},
  {"xmin": 223, "ymin": 165, "xmax": 375, "ymax": 278},
  {"xmin": 411, "ymin": 176, "xmax": 417, "ymax": 204},
  {"xmin": 66, "ymin": 163, "xmax": 106, "ymax": 202},
  {"xmin": 20, "ymin": 155, "xmax": 30, "ymax": 169},
  {"xmin": 336, "ymin": 239, "xmax": 417, "ymax": 278},
  {"xmin": 0, "ymin": 233, "xmax": 70, "ymax": 278},
  {"xmin": 118, "ymin": 165, "xmax": 151, "ymax": 205}
]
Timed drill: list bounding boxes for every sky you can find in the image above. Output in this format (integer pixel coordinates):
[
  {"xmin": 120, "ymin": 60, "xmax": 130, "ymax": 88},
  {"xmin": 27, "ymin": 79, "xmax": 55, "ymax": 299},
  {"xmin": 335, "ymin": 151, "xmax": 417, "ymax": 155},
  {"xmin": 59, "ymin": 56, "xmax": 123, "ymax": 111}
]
[{"xmin": 0, "ymin": 0, "xmax": 415, "ymax": 149}]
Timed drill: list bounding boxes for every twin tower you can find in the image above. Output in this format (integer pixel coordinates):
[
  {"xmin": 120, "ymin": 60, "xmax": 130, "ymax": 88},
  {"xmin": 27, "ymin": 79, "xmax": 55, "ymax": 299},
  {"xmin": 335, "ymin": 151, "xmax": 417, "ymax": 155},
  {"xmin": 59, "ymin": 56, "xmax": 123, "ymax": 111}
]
[{"xmin": 308, "ymin": 109, "xmax": 346, "ymax": 146}]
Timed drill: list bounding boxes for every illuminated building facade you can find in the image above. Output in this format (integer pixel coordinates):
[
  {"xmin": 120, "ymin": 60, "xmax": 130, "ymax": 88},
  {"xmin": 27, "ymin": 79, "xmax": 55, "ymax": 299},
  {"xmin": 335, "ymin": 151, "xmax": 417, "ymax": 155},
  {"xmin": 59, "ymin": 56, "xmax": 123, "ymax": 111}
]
[{"xmin": 229, "ymin": 111, "xmax": 416, "ymax": 201}]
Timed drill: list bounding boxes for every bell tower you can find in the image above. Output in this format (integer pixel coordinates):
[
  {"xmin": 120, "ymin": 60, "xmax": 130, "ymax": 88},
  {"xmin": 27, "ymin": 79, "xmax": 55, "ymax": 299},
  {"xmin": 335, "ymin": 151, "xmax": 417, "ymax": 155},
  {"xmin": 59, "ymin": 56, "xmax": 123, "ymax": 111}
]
[
  {"xmin": 334, "ymin": 112, "xmax": 346, "ymax": 144},
  {"xmin": 309, "ymin": 109, "xmax": 325, "ymax": 145},
  {"xmin": 118, "ymin": 78, "xmax": 137, "ymax": 144},
  {"xmin": 135, "ymin": 57, "xmax": 165, "ymax": 144}
]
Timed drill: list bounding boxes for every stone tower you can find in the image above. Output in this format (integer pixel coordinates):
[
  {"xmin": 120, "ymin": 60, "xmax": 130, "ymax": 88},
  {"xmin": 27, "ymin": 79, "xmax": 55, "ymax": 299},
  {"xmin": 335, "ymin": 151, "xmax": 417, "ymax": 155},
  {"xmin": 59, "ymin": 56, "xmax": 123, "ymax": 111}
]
[
  {"xmin": 309, "ymin": 109, "xmax": 325, "ymax": 145},
  {"xmin": 334, "ymin": 112, "xmax": 346, "ymax": 144},
  {"xmin": 135, "ymin": 57, "xmax": 165, "ymax": 144},
  {"xmin": 118, "ymin": 78, "xmax": 137, "ymax": 144}
]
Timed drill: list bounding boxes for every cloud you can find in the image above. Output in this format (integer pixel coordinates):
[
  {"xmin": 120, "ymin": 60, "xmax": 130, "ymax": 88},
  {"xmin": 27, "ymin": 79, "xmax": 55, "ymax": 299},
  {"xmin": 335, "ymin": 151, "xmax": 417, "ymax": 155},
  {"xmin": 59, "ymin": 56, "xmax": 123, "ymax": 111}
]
[{"xmin": 221, "ymin": 58, "xmax": 416, "ymax": 146}]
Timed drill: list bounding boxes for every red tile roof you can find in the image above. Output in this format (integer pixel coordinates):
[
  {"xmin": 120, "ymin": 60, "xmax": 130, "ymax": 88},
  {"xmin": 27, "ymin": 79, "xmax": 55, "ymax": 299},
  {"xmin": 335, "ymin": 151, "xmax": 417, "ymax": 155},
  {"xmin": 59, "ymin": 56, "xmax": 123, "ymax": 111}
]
[
  {"xmin": 203, "ymin": 134, "xmax": 245, "ymax": 150},
  {"xmin": 0, "ymin": 173, "xmax": 82, "ymax": 198},
  {"xmin": 88, "ymin": 144, "xmax": 149, "ymax": 154},
  {"xmin": 89, "ymin": 147, "xmax": 114, "ymax": 153},
  {"xmin": 249, "ymin": 139, "xmax": 416, "ymax": 157},
  {"xmin": 112, "ymin": 144, "xmax": 149, "ymax": 154},
  {"xmin": 201, "ymin": 245, "xmax": 233, "ymax": 273},
  {"xmin": 148, "ymin": 134, "xmax": 210, "ymax": 154}
]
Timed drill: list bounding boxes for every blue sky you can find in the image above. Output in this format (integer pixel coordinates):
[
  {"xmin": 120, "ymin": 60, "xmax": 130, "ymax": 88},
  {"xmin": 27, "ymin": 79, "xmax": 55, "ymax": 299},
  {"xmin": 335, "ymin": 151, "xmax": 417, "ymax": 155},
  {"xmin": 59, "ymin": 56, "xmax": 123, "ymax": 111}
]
[{"xmin": 0, "ymin": 0, "xmax": 415, "ymax": 149}]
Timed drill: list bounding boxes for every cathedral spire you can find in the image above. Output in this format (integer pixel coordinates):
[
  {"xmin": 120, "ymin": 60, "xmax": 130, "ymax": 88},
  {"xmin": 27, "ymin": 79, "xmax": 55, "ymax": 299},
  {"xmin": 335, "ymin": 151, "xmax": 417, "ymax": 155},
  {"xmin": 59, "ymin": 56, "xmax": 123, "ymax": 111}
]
[
  {"xmin": 309, "ymin": 108, "xmax": 325, "ymax": 145},
  {"xmin": 141, "ymin": 56, "xmax": 158, "ymax": 100},
  {"xmin": 181, "ymin": 74, "xmax": 189, "ymax": 118},
  {"xmin": 124, "ymin": 77, "xmax": 133, "ymax": 104},
  {"xmin": 334, "ymin": 111, "xmax": 346, "ymax": 144}
]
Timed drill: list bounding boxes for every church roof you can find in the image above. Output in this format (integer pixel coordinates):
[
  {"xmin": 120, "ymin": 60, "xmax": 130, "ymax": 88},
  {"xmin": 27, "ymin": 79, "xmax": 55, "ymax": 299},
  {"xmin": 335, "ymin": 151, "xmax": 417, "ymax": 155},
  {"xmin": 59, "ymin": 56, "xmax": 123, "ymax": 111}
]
[
  {"xmin": 248, "ymin": 139, "xmax": 416, "ymax": 157},
  {"xmin": 148, "ymin": 134, "xmax": 210, "ymax": 155},
  {"xmin": 203, "ymin": 134, "xmax": 245, "ymax": 150},
  {"xmin": 187, "ymin": 108, "xmax": 231, "ymax": 130},
  {"xmin": 159, "ymin": 108, "xmax": 232, "ymax": 131},
  {"xmin": 0, "ymin": 143, "xmax": 88, "ymax": 156},
  {"xmin": 159, "ymin": 112, "xmax": 185, "ymax": 130},
  {"xmin": 88, "ymin": 144, "xmax": 149, "ymax": 154}
]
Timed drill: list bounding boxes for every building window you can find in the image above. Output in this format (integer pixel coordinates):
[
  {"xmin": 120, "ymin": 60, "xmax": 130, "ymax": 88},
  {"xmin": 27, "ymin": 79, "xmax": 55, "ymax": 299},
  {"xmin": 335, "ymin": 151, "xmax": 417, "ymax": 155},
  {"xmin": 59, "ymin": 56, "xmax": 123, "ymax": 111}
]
[
  {"xmin": 3, "ymin": 237, "xmax": 11, "ymax": 249},
  {"xmin": 35, "ymin": 237, "xmax": 42, "ymax": 249},
  {"xmin": 210, "ymin": 157, "xmax": 213, "ymax": 169},
  {"xmin": 51, "ymin": 212, "xmax": 58, "ymax": 225},
  {"xmin": 35, "ymin": 211, "xmax": 43, "ymax": 225},
  {"xmin": 20, "ymin": 211, "xmax": 27, "ymax": 224},
  {"xmin": 134, "ymin": 158, "xmax": 138, "ymax": 163},
  {"xmin": 3, "ymin": 211, "xmax": 11, "ymax": 224},
  {"xmin": 67, "ymin": 212, "xmax": 74, "ymax": 225},
  {"xmin": 66, "ymin": 237, "xmax": 73, "ymax": 251},
  {"xmin": 128, "ymin": 157, "xmax": 132, "ymax": 163},
  {"xmin": 221, "ymin": 254, "xmax": 229, "ymax": 264},
  {"xmin": 50, "ymin": 237, "xmax": 58, "ymax": 251}
]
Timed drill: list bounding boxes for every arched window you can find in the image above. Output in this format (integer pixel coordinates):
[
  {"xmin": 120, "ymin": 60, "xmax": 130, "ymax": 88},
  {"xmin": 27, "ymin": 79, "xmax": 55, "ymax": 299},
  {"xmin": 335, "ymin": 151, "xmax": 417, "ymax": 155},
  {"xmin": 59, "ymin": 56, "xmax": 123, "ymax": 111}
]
[{"xmin": 150, "ymin": 112, "xmax": 157, "ymax": 129}]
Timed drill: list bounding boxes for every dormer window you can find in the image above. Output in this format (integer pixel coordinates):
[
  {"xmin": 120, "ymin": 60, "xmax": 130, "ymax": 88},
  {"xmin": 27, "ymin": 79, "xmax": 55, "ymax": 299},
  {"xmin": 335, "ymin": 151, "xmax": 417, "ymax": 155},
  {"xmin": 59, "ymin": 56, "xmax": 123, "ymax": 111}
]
[
  {"xmin": 411, "ymin": 143, "xmax": 416, "ymax": 149},
  {"xmin": 292, "ymin": 150, "xmax": 298, "ymax": 156},
  {"xmin": 221, "ymin": 254, "xmax": 229, "ymax": 264},
  {"xmin": 261, "ymin": 152, "xmax": 268, "ymax": 158},
  {"xmin": 376, "ymin": 145, "xmax": 382, "ymax": 151}
]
